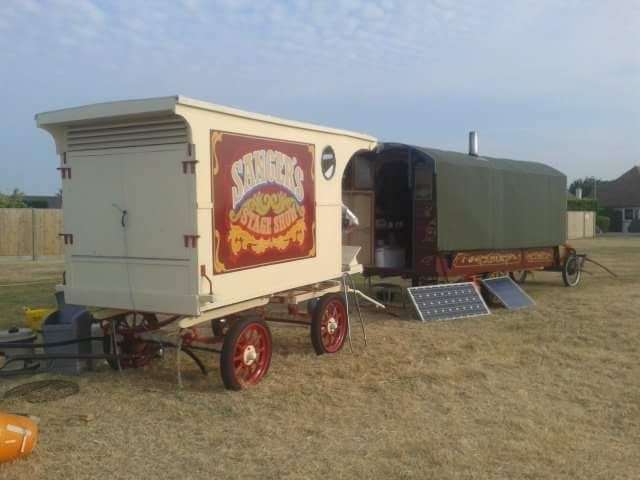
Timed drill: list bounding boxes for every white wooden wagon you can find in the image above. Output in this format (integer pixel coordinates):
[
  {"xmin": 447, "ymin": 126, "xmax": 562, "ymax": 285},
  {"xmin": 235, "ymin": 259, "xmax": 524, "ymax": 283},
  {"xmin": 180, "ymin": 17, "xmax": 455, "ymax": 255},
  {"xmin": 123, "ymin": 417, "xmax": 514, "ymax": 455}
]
[{"xmin": 37, "ymin": 96, "xmax": 379, "ymax": 389}]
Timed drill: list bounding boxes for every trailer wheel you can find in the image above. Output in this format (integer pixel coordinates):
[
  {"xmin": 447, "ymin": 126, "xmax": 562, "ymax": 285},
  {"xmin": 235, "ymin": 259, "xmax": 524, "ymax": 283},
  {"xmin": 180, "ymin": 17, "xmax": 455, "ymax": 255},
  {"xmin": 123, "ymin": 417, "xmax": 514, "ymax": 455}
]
[
  {"xmin": 509, "ymin": 270, "xmax": 528, "ymax": 284},
  {"xmin": 220, "ymin": 317, "xmax": 272, "ymax": 390},
  {"xmin": 310, "ymin": 293, "xmax": 348, "ymax": 355},
  {"xmin": 103, "ymin": 313, "xmax": 161, "ymax": 370},
  {"xmin": 562, "ymin": 253, "xmax": 581, "ymax": 287}
]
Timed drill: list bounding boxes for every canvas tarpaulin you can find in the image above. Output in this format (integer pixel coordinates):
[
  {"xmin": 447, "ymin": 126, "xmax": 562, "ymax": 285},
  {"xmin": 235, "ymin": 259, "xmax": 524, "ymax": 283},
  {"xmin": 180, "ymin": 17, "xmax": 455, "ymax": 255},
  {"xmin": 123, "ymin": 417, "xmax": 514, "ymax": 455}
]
[{"xmin": 414, "ymin": 147, "xmax": 567, "ymax": 251}]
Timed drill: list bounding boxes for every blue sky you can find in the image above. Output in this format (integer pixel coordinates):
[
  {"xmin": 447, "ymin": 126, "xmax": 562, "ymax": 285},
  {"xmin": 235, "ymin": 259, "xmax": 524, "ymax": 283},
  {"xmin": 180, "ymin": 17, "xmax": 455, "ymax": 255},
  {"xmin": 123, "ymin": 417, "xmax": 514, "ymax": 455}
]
[{"xmin": 1, "ymin": 0, "xmax": 638, "ymax": 195}]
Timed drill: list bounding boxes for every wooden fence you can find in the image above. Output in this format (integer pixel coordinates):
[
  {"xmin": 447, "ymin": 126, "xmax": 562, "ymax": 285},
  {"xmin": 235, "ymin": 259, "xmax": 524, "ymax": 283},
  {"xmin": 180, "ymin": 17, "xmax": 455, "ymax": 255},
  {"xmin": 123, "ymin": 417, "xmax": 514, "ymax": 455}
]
[
  {"xmin": 0, "ymin": 209, "xmax": 63, "ymax": 258},
  {"xmin": 0, "ymin": 208, "xmax": 597, "ymax": 259}
]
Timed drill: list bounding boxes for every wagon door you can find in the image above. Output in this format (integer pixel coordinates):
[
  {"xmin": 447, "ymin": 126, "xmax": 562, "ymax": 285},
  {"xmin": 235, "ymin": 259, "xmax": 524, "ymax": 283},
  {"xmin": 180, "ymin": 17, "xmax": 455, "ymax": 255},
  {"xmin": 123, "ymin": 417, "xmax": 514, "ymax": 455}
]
[
  {"xmin": 62, "ymin": 117, "xmax": 199, "ymax": 315},
  {"xmin": 412, "ymin": 157, "xmax": 437, "ymax": 275}
]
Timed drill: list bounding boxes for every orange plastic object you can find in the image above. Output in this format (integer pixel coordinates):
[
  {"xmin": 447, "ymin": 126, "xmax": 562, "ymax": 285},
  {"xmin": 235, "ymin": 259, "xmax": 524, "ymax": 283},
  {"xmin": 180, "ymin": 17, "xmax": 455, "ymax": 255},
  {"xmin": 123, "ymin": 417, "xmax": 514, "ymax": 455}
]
[{"xmin": 0, "ymin": 413, "xmax": 38, "ymax": 463}]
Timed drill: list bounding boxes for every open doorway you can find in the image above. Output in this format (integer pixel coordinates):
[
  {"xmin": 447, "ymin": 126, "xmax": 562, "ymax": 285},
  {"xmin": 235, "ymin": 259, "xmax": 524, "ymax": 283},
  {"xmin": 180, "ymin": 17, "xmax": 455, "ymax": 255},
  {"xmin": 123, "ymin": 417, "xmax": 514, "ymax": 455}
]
[{"xmin": 342, "ymin": 146, "xmax": 421, "ymax": 272}]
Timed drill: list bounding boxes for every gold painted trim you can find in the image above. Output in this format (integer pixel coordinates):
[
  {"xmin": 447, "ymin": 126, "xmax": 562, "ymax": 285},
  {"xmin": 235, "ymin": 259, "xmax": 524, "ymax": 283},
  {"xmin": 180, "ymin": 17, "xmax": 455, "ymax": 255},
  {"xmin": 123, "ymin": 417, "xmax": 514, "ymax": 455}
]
[
  {"xmin": 210, "ymin": 131, "xmax": 224, "ymax": 176},
  {"xmin": 213, "ymin": 229, "xmax": 227, "ymax": 273}
]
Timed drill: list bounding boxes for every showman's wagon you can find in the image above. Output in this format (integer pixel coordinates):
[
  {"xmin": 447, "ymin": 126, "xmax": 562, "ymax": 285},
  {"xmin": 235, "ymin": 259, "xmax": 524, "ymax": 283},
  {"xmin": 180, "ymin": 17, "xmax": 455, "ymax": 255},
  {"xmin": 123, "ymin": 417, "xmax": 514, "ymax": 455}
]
[
  {"xmin": 342, "ymin": 134, "xmax": 583, "ymax": 288},
  {"xmin": 37, "ymin": 96, "xmax": 377, "ymax": 389}
]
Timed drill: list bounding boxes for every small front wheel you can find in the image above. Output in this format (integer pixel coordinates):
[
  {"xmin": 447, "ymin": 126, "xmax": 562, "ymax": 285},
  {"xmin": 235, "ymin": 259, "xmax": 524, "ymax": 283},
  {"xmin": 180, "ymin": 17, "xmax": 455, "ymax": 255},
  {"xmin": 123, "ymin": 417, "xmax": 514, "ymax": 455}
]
[
  {"xmin": 310, "ymin": 293, "xmax": 349, "ymax": 355},
  {"xmin": 562, "ymin": 253, "xmax": 582, "ymax": 287},
  {"xmin": 220, "ymin": 317, "xmax": 272, "ymax": 390},
  {"xmin": 509, "ymin": 270, "xmax": 528, "ymax": 284}
]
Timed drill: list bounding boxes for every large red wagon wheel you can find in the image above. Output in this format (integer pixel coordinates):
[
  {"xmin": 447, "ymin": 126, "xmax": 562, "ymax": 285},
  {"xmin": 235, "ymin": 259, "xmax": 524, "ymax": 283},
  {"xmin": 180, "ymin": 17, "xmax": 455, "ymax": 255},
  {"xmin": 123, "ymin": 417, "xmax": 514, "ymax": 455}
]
[
  {"xmin": 220, "ymin": 317, "xmax": 272, "ymax": 390},
  {"xmin": 310, "ymin": 293, "xmax": 348, "ymax": 355}
]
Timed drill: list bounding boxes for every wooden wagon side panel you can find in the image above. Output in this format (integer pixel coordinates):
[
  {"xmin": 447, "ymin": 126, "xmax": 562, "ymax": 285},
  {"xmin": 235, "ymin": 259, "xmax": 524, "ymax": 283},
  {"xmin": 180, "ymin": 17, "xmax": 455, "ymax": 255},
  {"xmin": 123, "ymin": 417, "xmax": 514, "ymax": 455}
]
[{"xmin": 178, "ymin": 102, "xmax": 376, "ymax": 310}]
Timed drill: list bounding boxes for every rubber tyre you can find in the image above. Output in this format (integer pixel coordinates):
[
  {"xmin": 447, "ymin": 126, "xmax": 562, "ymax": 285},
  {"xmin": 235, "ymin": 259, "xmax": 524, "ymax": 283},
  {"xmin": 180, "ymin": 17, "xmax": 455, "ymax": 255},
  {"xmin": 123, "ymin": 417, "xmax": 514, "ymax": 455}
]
[
  {"xmin": 220, "ymin": 317, "xmax": 272, "ymax": 391},
  {"xmin": 102, "ymin": 315, "xmax": 126, "ymax": 371},
  {"xmin": 103, "ymin": 313, "xmax": 160, "ymax": 370},
  {"xmin": 310, "ymin": 293, "xmax": 349, "ymax": 355},
  {"xmin": 509, "ymin": 270, "xmax": 528, "ymax": 284},
  {"xmin": 306, "ymin": 298, "xmax": 319, "ymax": 316},
  {"xmin": 562, "ymin": 253, "xmax": 581, "ymax": 287}
]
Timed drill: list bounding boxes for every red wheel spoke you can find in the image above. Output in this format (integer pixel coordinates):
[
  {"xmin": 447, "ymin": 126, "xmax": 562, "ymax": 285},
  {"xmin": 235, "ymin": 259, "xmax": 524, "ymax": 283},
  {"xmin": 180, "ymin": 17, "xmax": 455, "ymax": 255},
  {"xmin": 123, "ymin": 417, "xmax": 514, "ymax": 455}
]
[{"xmin": 223, "ymin": 319, "xmax": 272, "ymax": 389}]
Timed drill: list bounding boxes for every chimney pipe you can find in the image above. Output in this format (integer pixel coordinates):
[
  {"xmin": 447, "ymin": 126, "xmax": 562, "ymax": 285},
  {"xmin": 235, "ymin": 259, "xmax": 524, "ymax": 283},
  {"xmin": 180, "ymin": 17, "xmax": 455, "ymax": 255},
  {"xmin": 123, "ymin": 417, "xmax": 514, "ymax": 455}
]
[
  {"xmin": 468, "ymin": 131, "xmax": 478, "ymax": 156},
  {"xmin": 575, "ymin": 187, "xmax": 583, "ymax": 199}
]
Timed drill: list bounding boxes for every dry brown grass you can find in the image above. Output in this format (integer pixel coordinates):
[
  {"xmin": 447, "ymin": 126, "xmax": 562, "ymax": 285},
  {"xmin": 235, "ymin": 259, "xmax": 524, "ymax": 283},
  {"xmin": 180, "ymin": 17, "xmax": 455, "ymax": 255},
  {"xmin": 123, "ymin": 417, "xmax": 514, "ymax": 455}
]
[{"xmin": 1, "ymin": 238, "xmax": 639, "ymax": 479}]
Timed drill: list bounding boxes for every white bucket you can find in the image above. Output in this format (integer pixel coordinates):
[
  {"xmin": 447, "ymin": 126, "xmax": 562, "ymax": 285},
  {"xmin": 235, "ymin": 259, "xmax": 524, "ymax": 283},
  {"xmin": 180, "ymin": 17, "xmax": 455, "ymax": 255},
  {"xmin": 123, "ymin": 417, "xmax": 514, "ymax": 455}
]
[{"xmin": 375, "ymin": 247, "xmax": 405, "ymax": 268}]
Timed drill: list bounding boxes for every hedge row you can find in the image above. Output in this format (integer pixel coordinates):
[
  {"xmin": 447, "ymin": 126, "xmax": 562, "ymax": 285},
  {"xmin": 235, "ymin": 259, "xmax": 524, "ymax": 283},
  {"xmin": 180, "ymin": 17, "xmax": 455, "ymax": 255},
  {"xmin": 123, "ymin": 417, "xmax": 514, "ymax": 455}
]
[{"xmin": 567, "ymin": 198, "xmax": 597, "ymax": 212}]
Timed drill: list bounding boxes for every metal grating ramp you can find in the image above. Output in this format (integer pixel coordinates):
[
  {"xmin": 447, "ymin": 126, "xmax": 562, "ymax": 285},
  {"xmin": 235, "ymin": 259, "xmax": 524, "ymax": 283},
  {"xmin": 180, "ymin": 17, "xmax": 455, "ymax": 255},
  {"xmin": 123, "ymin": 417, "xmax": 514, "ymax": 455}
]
[
  {"xmin": 479, "ymin": 276, "xmax": 535, "ymax": 310},
  {"xmin": 407, "ymin": 282, "xmax": 490, "ymax": 322}
]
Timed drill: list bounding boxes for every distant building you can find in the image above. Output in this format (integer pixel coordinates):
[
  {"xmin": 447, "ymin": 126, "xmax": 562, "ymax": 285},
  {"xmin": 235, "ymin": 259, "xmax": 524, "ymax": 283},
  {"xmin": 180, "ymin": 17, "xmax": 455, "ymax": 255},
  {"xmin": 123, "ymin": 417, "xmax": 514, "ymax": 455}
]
[
  {"xmin": 23, "ymin": 195, "xmax": 62, "ymax": 209},
  {"xmin": 597, "ymin": 166, "xmax": 640, "ymax": 233}
]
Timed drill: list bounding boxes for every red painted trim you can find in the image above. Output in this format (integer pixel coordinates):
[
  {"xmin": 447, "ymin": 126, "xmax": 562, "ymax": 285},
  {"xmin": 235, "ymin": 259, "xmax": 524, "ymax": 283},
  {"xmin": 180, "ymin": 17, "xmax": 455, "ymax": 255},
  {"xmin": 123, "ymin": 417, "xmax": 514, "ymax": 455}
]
[{"xmin": 438, "ymin": 247, "xmax": 557, "ymax": 278}]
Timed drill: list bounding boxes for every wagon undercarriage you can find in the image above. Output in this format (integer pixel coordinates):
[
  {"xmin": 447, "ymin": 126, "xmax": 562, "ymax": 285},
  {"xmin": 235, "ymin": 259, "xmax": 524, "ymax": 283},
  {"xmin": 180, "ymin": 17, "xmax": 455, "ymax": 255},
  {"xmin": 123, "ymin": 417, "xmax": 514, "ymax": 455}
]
[{"xmin": 91, "ymin": 276, "xmax": 383, "ymax": 390}]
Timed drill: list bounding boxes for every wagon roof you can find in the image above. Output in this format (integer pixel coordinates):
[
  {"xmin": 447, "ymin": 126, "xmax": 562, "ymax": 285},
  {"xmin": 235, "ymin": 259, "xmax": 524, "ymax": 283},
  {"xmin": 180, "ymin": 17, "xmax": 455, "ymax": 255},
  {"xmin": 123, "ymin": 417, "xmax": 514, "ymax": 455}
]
[
  {"xmin": 35, "ymin": 95, "xmax": 377, "ymax": 142},
  {"xmin": 377, "ymin": 142, "xmax": 565, "ymax": 177}
]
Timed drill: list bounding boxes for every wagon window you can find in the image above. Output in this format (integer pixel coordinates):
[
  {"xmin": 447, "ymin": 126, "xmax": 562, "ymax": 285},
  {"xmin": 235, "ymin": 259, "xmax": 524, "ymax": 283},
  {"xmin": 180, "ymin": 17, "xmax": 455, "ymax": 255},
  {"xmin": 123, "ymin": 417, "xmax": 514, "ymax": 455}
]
[{"xmin": 353, "ymin": 156, "xmax": 374, "ymax": 189}]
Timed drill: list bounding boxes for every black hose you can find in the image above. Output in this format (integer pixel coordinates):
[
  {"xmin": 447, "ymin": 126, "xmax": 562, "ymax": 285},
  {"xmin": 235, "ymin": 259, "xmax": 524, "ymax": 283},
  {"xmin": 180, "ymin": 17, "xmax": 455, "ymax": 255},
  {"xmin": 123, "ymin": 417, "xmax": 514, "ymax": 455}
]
[
  {"xmin": 1, "ymin": 338, "xmax": 214, "ymax": 377},
  {"xmin": 139, "ymin": 340, "xmax": 208, "ymax": 375},
  {"xmin": 0, "ymin": 363, "xmax": 41, "ymax": 377},
  {"xmin": 180, "ymin": 347, "xmax": 207, "ymax": 375},
  {"xmin": 0, "ymin": 336, "xmax": 104, "ymax": 349}
]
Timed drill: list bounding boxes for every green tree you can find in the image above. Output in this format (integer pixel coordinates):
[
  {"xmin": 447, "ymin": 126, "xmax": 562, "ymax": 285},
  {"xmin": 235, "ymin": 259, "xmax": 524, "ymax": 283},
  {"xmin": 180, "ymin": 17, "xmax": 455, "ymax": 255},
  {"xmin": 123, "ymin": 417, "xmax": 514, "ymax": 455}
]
[
  {"xmin": 569, "ymin": 177, "xmax": 601, "ymax": 198},
  {"xmin": 0, "ymin": 189, "xmax": 27, "ymax": 208}
]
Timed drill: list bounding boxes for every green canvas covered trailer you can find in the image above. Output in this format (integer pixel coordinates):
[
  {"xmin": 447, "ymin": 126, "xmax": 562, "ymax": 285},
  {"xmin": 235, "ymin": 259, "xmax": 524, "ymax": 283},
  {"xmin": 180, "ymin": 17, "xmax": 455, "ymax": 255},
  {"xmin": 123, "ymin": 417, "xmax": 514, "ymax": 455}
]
[{"xmin": 341, "ymin": 138, "xmax": 578, "ymax": 286}]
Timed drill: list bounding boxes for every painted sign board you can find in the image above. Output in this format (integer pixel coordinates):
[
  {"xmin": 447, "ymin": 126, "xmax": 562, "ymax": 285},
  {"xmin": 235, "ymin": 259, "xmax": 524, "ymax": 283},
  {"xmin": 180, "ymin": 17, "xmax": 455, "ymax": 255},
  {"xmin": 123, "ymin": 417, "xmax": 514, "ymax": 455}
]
[{"xmin": 211, "ymin": 131, "xmax": 316, "ymax": 274}]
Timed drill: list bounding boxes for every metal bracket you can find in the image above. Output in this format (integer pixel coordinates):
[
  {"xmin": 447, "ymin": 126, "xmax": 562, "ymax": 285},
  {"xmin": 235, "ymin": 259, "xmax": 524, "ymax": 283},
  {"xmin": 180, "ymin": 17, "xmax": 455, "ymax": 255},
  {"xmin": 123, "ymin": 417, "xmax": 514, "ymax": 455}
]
[
  {"xmin": 183, "ymin": 234, "xmax": 200, "ymax": 248},
  {"xmin": 57, "ymin": 167, "xmax": 72, "ymax": 179},
  {"xmin": 58, "ymin": 233, "xmax": 74, "ymax": 245},
  {"xmin": 182, "ymin": 160, "xmax": 199, "ymax": 174}
]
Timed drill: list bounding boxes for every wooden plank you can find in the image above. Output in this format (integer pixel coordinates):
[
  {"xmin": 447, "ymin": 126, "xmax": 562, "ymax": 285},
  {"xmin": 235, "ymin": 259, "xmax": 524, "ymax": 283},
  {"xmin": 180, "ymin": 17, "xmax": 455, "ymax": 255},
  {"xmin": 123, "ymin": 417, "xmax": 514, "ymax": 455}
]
[
  {"xmin": 0, "ymin": 209, "xmax": 63, "ymax": 257},
  {"xmin": 0, "ymin": 209, "xmax": 33, "ymax": 256},
  {"xmin": 34, "ymin": 209, "xmax": 64, "ymax": 256},
  {"xmin": 342, "ymin": 191, "xmax": 374, "ymax": 266}
]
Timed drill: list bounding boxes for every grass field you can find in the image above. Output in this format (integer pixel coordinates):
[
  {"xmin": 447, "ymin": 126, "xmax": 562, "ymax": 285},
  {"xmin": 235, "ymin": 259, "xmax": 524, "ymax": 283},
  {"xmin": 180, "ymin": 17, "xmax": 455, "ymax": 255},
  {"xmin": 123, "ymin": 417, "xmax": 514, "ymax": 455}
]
[{"xmin": 1, "ymin": 237, "xmax": 639, "ymax": 479}]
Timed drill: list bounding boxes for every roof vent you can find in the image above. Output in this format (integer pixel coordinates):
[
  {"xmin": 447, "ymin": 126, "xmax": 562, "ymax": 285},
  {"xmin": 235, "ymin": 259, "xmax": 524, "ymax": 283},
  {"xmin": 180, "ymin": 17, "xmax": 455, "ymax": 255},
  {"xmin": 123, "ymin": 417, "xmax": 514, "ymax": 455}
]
[
  {"xmin": 65, "ymin": 116, "xmax": 188, "ymax": 152},
  {"xmin": 468, "ymin": 131, "xmax": 479, "ymax": 157}
]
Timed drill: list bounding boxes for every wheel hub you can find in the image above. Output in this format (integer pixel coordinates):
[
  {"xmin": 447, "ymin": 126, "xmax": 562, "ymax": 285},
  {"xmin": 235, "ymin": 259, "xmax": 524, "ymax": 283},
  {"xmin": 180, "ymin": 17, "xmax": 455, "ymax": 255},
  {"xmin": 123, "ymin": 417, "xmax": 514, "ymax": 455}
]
[
  {"xmin": 327, "ymin": 317, "xmax": 338, "ymax": 334},
  {"xmin": 243, "ymin": 345, "xmax": 257, "ymax": 365}
]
